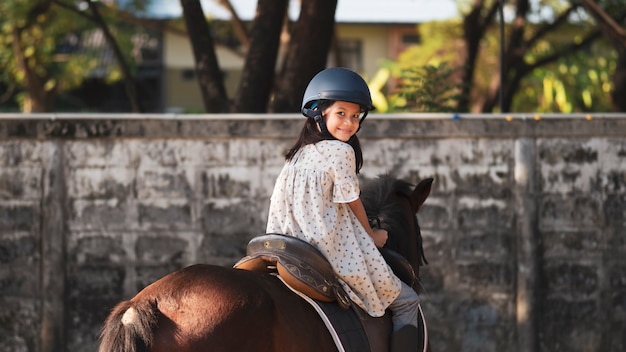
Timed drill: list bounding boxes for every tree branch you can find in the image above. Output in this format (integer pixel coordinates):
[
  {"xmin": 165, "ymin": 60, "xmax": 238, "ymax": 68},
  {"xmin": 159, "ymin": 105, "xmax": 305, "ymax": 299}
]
[
  {"xmin": 527, "ymin": 4, "xmax": 579, "ymax": 48},
  {"xmin": 527, "ymin": 28, "xmax": 603, "ymax": 72},
  {"xmin": 580, "ymin": 0, "xmax": 626, "ymax": 44}
]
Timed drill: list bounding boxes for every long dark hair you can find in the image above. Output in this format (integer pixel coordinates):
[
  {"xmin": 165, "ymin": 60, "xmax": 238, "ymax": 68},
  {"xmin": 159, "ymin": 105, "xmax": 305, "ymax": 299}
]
[{"xmin": 285, "ymin": 100, "xmax": 364, "ymax": 174}]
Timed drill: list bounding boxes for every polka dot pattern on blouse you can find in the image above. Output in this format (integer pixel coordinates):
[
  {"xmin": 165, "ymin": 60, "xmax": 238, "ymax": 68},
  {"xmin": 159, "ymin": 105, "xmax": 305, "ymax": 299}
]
[{"xmin": 266, "ymin": 140, "xmax": 401, "ymax": 316}]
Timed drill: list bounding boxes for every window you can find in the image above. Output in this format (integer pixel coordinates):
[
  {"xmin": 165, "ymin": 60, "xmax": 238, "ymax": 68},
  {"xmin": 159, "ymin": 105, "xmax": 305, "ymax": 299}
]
[
  {"xmin": 331, "ymin": 39, "xmax": 363, "ymax": 73},
  {"xmin": 182, "ymin": 70, "xmax": 196, "ymax": 80}
]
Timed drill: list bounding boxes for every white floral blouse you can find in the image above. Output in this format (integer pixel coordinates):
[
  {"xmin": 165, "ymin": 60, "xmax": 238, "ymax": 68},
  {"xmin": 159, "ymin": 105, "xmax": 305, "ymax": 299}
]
[{"xmin": 266, "ymin": 140, "xmax": 401, "ymax": 316}]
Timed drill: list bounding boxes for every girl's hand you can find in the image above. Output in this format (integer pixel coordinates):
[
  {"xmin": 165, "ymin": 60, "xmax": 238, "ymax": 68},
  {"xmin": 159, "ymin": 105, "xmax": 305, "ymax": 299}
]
[{"xmin": 371, "ymin": 228, "xmax": 388, "ymax": 248}]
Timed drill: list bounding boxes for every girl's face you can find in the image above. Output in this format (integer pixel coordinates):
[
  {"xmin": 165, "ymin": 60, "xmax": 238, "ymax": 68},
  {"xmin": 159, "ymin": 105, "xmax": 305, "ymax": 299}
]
[{"xmin": 322, "ymin": 101, "xmax": 363, "ymax": 142}]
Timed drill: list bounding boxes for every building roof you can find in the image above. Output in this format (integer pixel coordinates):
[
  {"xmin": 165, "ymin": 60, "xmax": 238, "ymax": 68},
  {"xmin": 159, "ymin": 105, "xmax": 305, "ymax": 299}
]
[{"xmin": 147, "ymin": 0, "xmax": 460, "ymax": 24}]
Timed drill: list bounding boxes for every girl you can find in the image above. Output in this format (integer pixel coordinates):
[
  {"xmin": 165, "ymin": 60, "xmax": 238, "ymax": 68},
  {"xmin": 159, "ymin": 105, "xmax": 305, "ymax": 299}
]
[{"xmin": 266, "ymin": 67, "xmax": 419, "ymax": 351}]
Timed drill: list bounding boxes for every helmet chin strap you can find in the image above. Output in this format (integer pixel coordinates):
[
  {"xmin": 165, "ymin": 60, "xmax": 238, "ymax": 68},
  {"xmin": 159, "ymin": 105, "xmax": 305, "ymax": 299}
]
[
  {"xmin": 356, "ymin": 111, "xmax": 368, "ymax": 133},
  {"xmin": 303, "ymin": 105, "xmax": 369, "ymax": 137},
  {"xmin": 302, "ymin": 107, "xmax": 335, "ymax": 139},
  {"xmin": 315, "ymin": 115, "xmax": 334, "ymax": 139}
]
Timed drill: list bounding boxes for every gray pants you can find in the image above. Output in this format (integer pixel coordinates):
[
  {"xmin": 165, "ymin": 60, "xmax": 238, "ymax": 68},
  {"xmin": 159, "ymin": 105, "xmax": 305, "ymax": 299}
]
[{"xmin": 388, "ymin": 281, "xmax": 420, "ymax": 332}]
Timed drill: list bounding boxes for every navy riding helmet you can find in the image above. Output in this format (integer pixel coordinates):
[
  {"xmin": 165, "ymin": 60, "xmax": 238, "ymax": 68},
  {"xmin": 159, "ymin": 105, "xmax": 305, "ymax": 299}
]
[{"xmin": 301, "ymin": 67, "xmax": 375, "ymax": 126}]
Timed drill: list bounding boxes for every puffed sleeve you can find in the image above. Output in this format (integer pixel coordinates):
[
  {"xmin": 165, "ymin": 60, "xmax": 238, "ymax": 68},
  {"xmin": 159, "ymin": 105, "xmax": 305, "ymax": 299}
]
[{"xmin": 329, "ymin": 143, "xmax": 360, "ymax": 203}]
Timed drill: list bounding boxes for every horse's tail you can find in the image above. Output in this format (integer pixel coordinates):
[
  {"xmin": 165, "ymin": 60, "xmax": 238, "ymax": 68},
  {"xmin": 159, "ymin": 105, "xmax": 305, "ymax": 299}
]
[{"xmin": 98, "ymin": 299, "xmax": 159, "ymax": 352}]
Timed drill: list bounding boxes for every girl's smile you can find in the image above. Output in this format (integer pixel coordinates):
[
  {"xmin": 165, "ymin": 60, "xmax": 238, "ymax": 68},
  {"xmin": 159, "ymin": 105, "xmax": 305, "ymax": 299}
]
[{"xmin": 322, "ymin": 101, "xmax": 363, "ymax": 141}]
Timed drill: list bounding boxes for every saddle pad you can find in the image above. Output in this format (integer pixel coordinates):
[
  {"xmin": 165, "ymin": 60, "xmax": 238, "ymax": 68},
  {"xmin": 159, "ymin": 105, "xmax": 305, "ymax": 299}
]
[
  {"xmin": 316, "ymin": 301, "xmax": 371, "ymax": 352},
  {"xmin": 277, "ymin": 275, "xmax": 370, "ymax": 352}
]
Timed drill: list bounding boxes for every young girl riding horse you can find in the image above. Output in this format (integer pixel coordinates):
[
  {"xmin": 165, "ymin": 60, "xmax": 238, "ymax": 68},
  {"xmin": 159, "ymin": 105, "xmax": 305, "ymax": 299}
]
[{"xmin": 266, "ymin": 67, "xmax": 420, "ymax": 351}]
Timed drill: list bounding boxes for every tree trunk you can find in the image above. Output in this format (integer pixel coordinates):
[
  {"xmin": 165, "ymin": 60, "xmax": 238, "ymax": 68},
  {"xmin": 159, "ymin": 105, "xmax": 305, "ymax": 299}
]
[
  {"xmin": 486, "ymin": 0, "xmax": 530, "ymax": 112},
  {"xmin": 216, "ymin": 0, "xmax": 250, "ymax": 52},
  {"xmin": 457, "ymin": 0, "xmax": 499, "ymax": 113},
  {"xmin": 12, "ymin": 26, "xmax": 55, "ymax": 113},
  {"xmin": 232, "ymin": 0, "xmax": 288, "ymax": 112},
  {"xmin": 85, "ymin": 0, "xmax": 143, "ymax": 113},
  {"xmin": 580, "ymin": 0, "xmax": 626, "ymax": 112},
  {"xmin": 180, "ymin": 0, "xmax": 229, "ymax": 113},
  {"xmin": 12, "ymin": 0, "xmax": 56, "ymax": 112},
  {"xmin": 272, "ymin": 0, "xmax": 337, "ymax": 113},
  {"xmin": 611, "ymin": 47, "xmax": 626, "ymax": 111}
]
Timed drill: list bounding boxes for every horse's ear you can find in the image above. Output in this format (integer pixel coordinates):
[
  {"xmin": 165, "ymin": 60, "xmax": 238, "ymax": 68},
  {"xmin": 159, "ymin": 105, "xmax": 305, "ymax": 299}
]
[{"xmin": 411, "ymin": 178, "xmax": 433, "ymax": 212}]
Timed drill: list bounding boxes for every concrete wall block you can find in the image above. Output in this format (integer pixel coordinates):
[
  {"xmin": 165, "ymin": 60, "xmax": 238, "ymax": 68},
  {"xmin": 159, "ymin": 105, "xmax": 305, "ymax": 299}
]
[
  {"xmin": 604, "ymin": 194, "xmax": 626, "ymax": 228},
  {"xmin": 0, "ymin": 297, "xmax": 40, "ymax": 352},
  {"xmin": 452, "ymin": 165, "xmax": 512, "ymax": 198},
  {"xmin": 425, "ymin": 325, "xmax": 461, "ymax": 352},
  {"xmin": 609, "ymin": 289, "xmax": 626, "ymax": 322},
  {"xmin": 538, "ymin": 138, "xmax": 602, "ymax": 194},
  {"xmin": 540, "ymin": 297, "xmax": 598, "ymax": 322},
  {"xmin": 135, "ymin": 235, "xmax": 190, "ymax": 264},
  {"xmin": 68, "ymin": 167, "xmax": 134, "ymax": 199},
  {"xmin": 0, "ymin": 233, "xmax": 39, "ymax": 297},
  {"xmin": 539, "ymin": 194, "xmax": 602, "ymax": 230},
  {"xmin": 462, "ymin": 297, "xmax": 513, "ymax": 327},
  {"xmin": 0, "ymin": 167, "xmax": 42, "ymax": 200},
  {"xmin": 223, "ymin": 139, "xmax": 289, "ymax": 166},
  {"xmin": 456, "ymin": 233, "xmax": 512, "ymax": 260},
  {"xmin": 363, "ymin": 139, "xmax": 436, "ymax": 170},
  {"xmin": 0, "ymin": 202, "xmax": 40, "ymax": 232},
  {"xmin": 460, "ymin": 299, "xmax": 516, "ymax": 351},
  {"xmin": 138, "ymin": 200, "xmax": 192, "ymax": 230},
  {"xmin": 419, "ymin": 265, "xmax": 445, "ymax": 293},
  {"xmin": 0, "ymin": 141, "xmax": 44, "ymax": 167},
  {"xmin": 69, "ymin": 234, "xmax": 127, "ymax": 265},
  {"xmin": 65, "ymin": 298, "xmax": 103, "ymax": 352},
  {"xmin": 603, "ymin": 169, "xmax": 626, "ymax": 194},
  {"xmin": 137, "ymin": 140, "xmax": 182, "ymax": 167},
  {"xmin": 172, "ymin": 139, "xmax": 289, "ymax": 166},
  {"xmin": 609, "ymin": 264, "xmax": 626, "ymax": 290},
  {"xmin": 420, "ymin": 229, "xmax": 452, "ymax": 262},
  {"xmin": 600, "ymin": 138, "xmax": 626, "ymax": 193},
  {"xmin": 200, "ymin": 168, "xmax": 252, "ymax": 198},
  {"xmin": 608, "ymin": 227, "xmax": 626, "ymax": 255},
  {"xmin": 456, "ymin": 197, "xmax": 514, "ymax": 230},
  {"xmin": 66, "ymin": 140, "xmax": 136, "ymax": 167},
  {"xmin": 544, "ymin": 261, "xmax": 599, "ymax": 297},
  {"xmin": 417, "ymin": 200, "xmax": 452, "ymax": 229},
  {"xmin": 70, "ymin": 199, "xmax": 138, "ymax": 230},
  {"xmin": 137, "ymin": 168, "xmax": 194, "ymax": 199},
  {"xmin": 456, "ymin": 261, "xmax": 514, "ymax": 289},
  {"xmin": 0, "ymin": 231, "xmax": 39, "ymax": 265},
  {"xmin": 541, "ymin": 231, "xmax": 603, "ymax": 258},
  {"xmin": 198, "ymin": 233, "xmax": 250, "ymax": 266},
  {"xmin": 67, "ymin": 265, "xmax": 125, "ymax": 300},
  {"xmin": 174, "ymin": 140, "xmax": 230, "ymax": 165},
  {"xmin": 539, "ymin": 323, "xmax": 602, "ymax": 352},
  {"xmin": 201, "ymin": 200, "xmax": 266, "ymax": 236},
  {"xmin": 198, "ymin": 199, "xmax": 265, "ymax": 264}
]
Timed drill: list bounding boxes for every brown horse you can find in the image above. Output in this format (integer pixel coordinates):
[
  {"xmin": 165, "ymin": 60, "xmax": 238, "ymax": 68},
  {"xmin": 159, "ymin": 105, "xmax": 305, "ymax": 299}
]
[{"xmin": 99, "ymin": 175, "xmax": 433, "ymax": 352}]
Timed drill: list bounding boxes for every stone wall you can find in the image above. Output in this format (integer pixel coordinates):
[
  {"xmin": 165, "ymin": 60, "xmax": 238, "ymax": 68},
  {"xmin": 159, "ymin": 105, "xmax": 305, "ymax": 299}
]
[{"xmin": 0, "ymin": 115, "xmax": 624, "ymax": 352}]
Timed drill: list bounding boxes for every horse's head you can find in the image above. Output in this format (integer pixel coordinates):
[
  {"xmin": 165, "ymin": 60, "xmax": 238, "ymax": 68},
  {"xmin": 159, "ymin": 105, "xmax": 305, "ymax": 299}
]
[{"xmin": 361, "ymin": 175, "xmax": 433, "ymax": 285}]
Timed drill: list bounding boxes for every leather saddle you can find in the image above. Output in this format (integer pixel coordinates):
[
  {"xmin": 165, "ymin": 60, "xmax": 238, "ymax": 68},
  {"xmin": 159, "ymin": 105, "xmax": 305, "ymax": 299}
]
[
  {"xmin": 234, "ymin": 233, "xmax": 416, "ymax": 303},
  {"xmin": 234, "ymin": 233, "xmax": 419, "ymax": 352}
]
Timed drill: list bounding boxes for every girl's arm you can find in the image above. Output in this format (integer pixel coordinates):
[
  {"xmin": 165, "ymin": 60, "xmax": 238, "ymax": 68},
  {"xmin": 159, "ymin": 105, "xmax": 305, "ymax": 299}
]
[{"xmin": 348, "ymin": 198, "xmax": 388, "ymax": 248}]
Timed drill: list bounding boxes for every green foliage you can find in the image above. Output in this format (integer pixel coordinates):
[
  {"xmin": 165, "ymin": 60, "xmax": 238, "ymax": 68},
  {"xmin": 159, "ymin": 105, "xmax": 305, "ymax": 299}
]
[
  {"xmin": 1, "ymin": 1, "xmax": 93, "ymax": 108},
  {"xmin": 513, "ymin": 29, "xmax": 616, "ymax": 112},
  {"xmin": 391, "ymin": 62, "xmax": 466, "ymax": 113},
  {"xmin": 383, "ymin": 20, "xmax": 467, "ymax": 112},
  {"xmin": 0, "ymin": 0, "xmax": 144, "ymax": 111},
  {"xmin": 382, "ymin": 2, "xmax": 619, "ymax": 113}
]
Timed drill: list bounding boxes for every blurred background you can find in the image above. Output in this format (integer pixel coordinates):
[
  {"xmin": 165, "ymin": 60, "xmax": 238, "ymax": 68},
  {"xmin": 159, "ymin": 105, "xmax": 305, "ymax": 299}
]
[
  {"xmin": 1, "ymin": 1, "xmax": 625, "ymax": 352},
  {"xmin": 1, "ymin": 0, "xmax": 625, "ymax": 114}
]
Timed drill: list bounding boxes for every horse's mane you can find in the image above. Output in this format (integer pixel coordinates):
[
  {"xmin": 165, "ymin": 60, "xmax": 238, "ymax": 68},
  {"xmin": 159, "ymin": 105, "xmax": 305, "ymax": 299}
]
[{"xmin": 361, "ymin": 174, "xmax": 427, "ymax": 267}]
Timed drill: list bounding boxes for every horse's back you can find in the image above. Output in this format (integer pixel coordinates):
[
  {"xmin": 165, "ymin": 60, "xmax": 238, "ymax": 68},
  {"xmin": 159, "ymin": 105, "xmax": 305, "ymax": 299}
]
[{"xmin": 101, "ymin": 264, "xmax": 338, "ymax": 352}]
